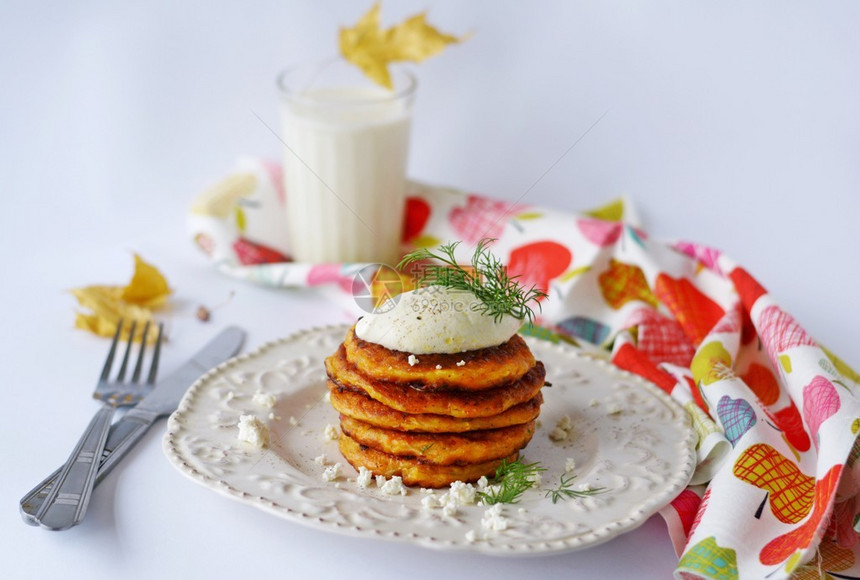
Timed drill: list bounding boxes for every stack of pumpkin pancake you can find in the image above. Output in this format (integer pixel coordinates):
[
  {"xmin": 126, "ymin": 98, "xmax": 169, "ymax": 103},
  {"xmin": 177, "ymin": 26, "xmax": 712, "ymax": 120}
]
[{"xmin": 324, "ymin": 325, "xmax": 546, "ymax": 488}]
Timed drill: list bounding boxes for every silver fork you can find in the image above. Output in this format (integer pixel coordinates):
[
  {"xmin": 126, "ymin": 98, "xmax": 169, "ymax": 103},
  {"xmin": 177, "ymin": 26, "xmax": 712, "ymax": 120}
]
[{"xmin": 33, "ymin": 319, "xmax": 163, "ymax": 530}]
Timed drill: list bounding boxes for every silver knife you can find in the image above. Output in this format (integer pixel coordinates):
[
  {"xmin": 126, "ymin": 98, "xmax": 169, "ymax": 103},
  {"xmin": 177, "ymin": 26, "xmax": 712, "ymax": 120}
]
[{"xmin": 20, "ymin": 326, "xmax": 245, "ymax": 525}]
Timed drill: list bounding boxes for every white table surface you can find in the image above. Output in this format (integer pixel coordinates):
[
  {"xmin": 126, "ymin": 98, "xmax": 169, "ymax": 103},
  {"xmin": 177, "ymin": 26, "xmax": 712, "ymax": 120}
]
[{"xmin": 2, "ymin": 2, "xmax": 858, "ymax": 579}]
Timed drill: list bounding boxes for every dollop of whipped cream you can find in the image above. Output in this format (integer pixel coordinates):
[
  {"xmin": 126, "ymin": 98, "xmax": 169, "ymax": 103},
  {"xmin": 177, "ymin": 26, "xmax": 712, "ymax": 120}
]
[{"xmin": 354, "ymin": 286, "xmax": 522, "ymax": 354}]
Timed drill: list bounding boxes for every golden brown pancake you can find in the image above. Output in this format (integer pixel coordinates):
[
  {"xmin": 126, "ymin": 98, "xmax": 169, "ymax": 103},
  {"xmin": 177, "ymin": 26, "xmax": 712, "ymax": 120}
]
[
  {"xmin": 330, "ymin": 386, "xmax": 542, "ymax": 433},
  {"xmin": 343, "ymin": 326, "xmax": 535, "ymax": 391},
  {"xmin": 325, "ymin": 345, "xmax": 545, "ymax": 418},
  {"xmin": 339, "ymin": 434, "xmax": 518, "ymax": 488},
  {"xmin": 340, "ymin": 416, "xmax": 535, "ymax": 465}
]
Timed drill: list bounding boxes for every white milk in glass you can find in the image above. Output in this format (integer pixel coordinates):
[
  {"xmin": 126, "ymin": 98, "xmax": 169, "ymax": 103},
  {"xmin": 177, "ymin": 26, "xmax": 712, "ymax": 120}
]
[{"xmin": 279, "ymin": 68, "xmax": 415, "ymax": 265}]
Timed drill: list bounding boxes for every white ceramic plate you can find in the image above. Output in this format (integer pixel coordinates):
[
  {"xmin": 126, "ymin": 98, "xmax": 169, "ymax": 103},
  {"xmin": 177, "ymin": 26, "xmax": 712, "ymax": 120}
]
[{"xmin": 164, "ymin": 325, "xmax": 696, "ymax": 555}]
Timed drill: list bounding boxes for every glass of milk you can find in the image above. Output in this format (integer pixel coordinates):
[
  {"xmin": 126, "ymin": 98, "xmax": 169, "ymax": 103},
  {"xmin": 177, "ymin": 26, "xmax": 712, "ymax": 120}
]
[{"xmin": 277, "ymin": 61, "xmax": 416, "ymax": 265}]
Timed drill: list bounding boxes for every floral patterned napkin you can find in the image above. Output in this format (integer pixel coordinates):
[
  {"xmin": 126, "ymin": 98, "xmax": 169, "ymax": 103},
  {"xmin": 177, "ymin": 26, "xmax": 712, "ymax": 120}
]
[{"xmin": 189, "ymin": 158, "xmax": 860, "ymax": 579}]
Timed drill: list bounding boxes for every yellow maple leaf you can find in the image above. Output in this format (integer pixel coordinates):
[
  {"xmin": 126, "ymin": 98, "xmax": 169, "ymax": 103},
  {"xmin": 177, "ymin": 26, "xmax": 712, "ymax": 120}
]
[
  {"xmin": 339, "ymin": 3, "xmax": 462, "ymax": 89},
  {"xmin": 120, "ymin": 254, "xmax": 171, "ymax": 308},
  {"xmin": 72, "ymin": 254, "xmax": 171, "ymax": 342}
]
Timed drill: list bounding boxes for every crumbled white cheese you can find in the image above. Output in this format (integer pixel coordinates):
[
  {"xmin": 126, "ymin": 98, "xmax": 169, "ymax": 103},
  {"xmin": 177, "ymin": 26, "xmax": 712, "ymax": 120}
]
[
  {"xmin": 565, "ymin": 458, "xmax": 577, "ymax": 473},
  {"xmin": 322, "ymin": 463, "xmax": 342, "ymax": 482},
  {"xmin": 478, "ymin": 484, "xmax": 502, "ymax": 505},
  {"xmin": 435, "ymin": 364, "xmax": 442, "ymax": 370},
  {"xmin": 408, "ymin": 354, "xmax": 419, "ymax": 366},
  {"xmin": 236, "ymin": 414, "xmax": 269, "ymax": 449},
  {"xmin": 324, "ymin": 424, "xmax": 340, "ymax": 441},
  {"xmin": 380, "ymin": 476, "xmax": 407, "ymax": 496},
  {"xmin": 314, "ymin": 454, "xmax": 328, "ymax": 466},
  {"xmin": 456, "ymin": 360, "xmax": 466, "ymax": 367},
  {"xmin": 476, "ymin": 476, "xmax": 489, "ymax": 490},
  {"xmin": 549, "ymin": 428, "xmax": 568, "ymax": 442},
  {"xmin": 518, "ymin": 507, "xmax": 527, "ymax": 516},
  {"xmin": 437, "ymin": 481, "xmax": 477, "ymax": 516},
  {"xmin": 375, "ymin": 475, "xmax": 387, "ymax": 488},
  {"xmin": 288, "ymin": 416, "xmax": 299, "ymax": 426},
  {"xmin": 252, "ymin": 391, "xmax": 276, "ymax": 408},
  {"xmin": 419, "ymin": 488, "xmax": 435, "ymax": 495},
  {"xmin": 576, "ymin": 482, "xmax": 595, "ymax": 492},
  {"xmin": 549, "ymin": 415, "xmax": 574, "ymax": 442},
  {"xmin": 356, "ymin": 466, "xmax": 373, "ymax": 489},
  {"xmin": 465, "ymin": 529, "xmax": 477, "ymax": 543},
  {"xmin": 421, "ymin": 495, "xmax": 439, "ymax": 510},
  {"xmin": 481, "ymin": 504, "xmax": 509, "ymax": 532},
  {"xmin": 529, "ymin": 472, "xmax": 542, "ymax": 486},
  {"xmin": 449, "ymin": 481, "xmax": 477, "ymax": 504}
]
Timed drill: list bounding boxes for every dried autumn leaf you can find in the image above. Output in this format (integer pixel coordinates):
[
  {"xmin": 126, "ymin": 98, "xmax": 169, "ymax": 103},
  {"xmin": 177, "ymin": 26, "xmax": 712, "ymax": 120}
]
[
  {"xmin": 72, "ymin": 254, "xmax": 170, "ymax": 342},
  {"xmin": 120, "ymin": 254, "xmax": 171, "ymax": 308},
  {"xmin": 339, "ymin": 3, "xmax": 461, "ymax": 89},
  {"xmin": 72, "ymin": 286, "xmax": 154, "ymax": 341}
]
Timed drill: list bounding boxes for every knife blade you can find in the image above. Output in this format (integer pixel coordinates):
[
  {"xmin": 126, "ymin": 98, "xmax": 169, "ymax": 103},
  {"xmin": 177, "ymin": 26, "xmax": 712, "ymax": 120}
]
[{"xmin": 20, "ymin": 326, "xmax": 245, "ymax": 525}]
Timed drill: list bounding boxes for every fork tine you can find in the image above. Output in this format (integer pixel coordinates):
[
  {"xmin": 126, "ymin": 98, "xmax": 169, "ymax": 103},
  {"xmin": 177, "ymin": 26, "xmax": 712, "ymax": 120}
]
[
  {"xmin": 146, "ymin": 323, "xmax": 164, "ymax": 385},
  {"xmin": 131, "ymin": 321, "xmax": 151, "ymax": 383},
  {"xmin": 99, "ymin": 320, "xmax": 124, "ymax": 382},
  {"xmin": 115, "ymin": 320, "xmax": 137, "ymax": 382}
]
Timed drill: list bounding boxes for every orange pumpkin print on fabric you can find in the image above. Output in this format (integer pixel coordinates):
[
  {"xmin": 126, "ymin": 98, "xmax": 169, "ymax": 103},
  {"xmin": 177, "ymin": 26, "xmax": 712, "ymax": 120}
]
[
  {"xmin": 792, "ymin": 539, "xmax": 855, "ymax": 579},
  {"xmin": 655, "ymin": 274, "xmax": 725, "ymax": 347},
  {"xmin": 624, "ymin": 307, "xmax": 696, "ymax": 367},
  {"xmin": 403, "ymin": 197, "xmax": 431, "ymax": 243},
  {"xmin": 506, "ymin": 241, "xmax": 571, "ymax": 297},
  {"xmin": 729, "ymin": 266, "xmax": 768, "ymax": 311},
  {"xmin": 598, "ymin": 259, "xmax": 658, "ymax": 309},
  {"xmin": 611, "ymin": 342, "xmax": 678, "ymax": 395},
  {"xmin": 759, "ymin": 464, "xmax": 843, "ymax": 565},
  {"xmin": 740, "ymin": 362, "xmax": 780, "ymax": 406},
  {"xmin": 769, "ymin": 403, "xmax": 812, "ymax": 453},
  {"xmin": 670, "ymin": 488, "xmax": 703, "ymax": 539},
  {"xmin": 732, "ymin": 443, "xmax": 815, "ymax": 525}
]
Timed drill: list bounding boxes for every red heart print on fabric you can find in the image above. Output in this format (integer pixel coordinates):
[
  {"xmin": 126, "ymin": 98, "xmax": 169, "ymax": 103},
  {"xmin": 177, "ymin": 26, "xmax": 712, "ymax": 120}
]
[{"xmin": 506, "ymin": 241, "xmax": 572, "ymax": 296}]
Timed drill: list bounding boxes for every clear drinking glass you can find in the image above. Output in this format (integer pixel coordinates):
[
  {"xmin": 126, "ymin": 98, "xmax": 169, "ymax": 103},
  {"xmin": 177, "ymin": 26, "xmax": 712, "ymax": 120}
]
[{"xmin": 277, "ymin": 61, "xmax": 416, "ymax": 264}]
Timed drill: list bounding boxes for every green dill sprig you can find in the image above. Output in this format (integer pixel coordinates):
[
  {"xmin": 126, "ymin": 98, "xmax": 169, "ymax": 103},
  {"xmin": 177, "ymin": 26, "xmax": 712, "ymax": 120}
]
[
  {"xmin": 476, "ymin": 458, "xmax": 546, "ymax": 505},
  {"xmin": 396, "ymin": 239, "xmax": 548, "ymax": 324},
  {"xmin": 544, "ymin": 473, "xmax": 607, "ymax": 504}
]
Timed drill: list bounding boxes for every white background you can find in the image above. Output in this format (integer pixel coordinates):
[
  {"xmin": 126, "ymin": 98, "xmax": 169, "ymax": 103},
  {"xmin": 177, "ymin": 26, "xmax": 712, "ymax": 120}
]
[{"xmin": 1, "ymin": 1, "xmax": 858, "ymax": 579}]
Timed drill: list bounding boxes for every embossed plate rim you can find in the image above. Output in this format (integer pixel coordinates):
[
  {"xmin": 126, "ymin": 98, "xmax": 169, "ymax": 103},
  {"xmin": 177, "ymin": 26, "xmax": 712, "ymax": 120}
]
[{"xmin": 164, "ymin": 324, "xmax": 696, "ymax": 556}]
